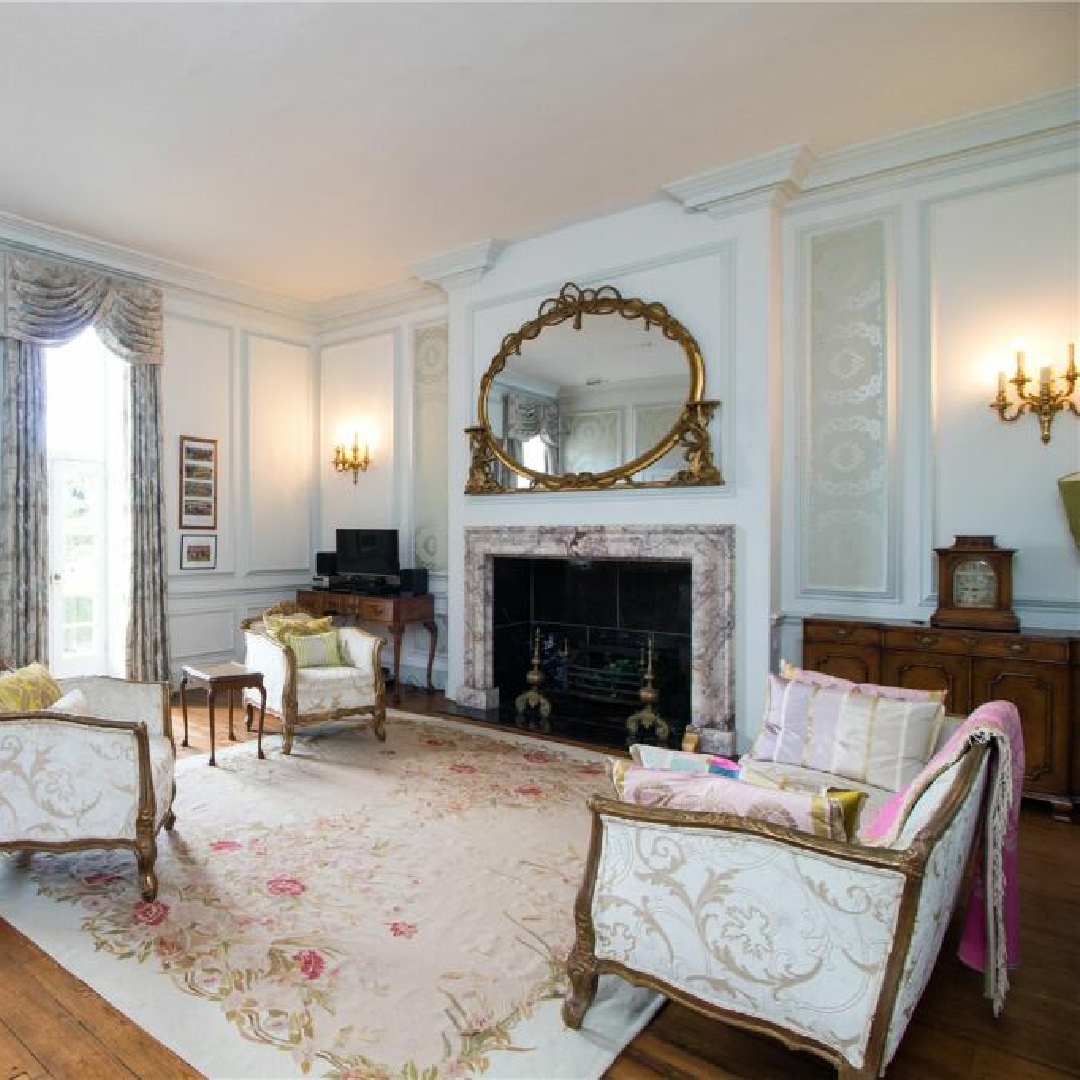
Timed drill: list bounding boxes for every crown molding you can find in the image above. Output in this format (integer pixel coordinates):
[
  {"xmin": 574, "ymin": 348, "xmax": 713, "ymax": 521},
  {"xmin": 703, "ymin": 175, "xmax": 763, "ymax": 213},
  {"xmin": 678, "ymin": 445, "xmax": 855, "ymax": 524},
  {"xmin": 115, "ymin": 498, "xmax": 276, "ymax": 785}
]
[
  {"xmin": 664, "ymin": 86, "xmax": 1079, "ymax": 219},
  {"xmin": 664, "ymin": 145, "xmax": 815, "ymax": 218},
  {"xmin": 312, "ymin": 277, "xmax": 445, "ymax": 335},
  {"xmin": 409, "ymin": 239, "xmax": 507, "ymax": 290},
  {"xmin": 804, "ymin": 85, "xmax": 1079, "ymax": 194},
  {"xmin": 0, "ymin": 209, "xmax": 314, "ymax": 323}
]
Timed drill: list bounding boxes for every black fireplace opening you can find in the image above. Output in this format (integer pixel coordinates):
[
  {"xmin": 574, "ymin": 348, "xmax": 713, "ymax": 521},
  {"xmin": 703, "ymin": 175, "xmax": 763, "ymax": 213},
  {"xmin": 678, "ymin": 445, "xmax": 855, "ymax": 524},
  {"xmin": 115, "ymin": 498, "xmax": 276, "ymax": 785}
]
[{"xmin": 492, "ymin": 556, "xmax": 692, "ymax": 749}]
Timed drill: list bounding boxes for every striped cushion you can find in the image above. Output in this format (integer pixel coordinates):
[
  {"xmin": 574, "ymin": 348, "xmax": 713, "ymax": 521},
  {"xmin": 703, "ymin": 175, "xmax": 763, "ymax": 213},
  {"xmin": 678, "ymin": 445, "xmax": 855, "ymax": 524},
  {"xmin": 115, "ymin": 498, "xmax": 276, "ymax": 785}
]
[
  {"xmin": 750, "ymin": 674, "xmax": 946, "ymax": 791},
  {"xmin": 284, "ymin": 630, "xmax": 343, "ymax": 668},
  {"xmin": 780, "ymin": 661, "xmax": 947, "ymax": 705}
]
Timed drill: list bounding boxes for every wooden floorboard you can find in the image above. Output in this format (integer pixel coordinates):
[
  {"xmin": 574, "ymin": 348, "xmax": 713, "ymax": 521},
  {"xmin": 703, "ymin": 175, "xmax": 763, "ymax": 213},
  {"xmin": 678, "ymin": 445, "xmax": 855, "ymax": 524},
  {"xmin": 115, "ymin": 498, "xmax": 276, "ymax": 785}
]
[{"xmin": 1, "ymin": 687, "xmax": 1076, "ymax": 1079}]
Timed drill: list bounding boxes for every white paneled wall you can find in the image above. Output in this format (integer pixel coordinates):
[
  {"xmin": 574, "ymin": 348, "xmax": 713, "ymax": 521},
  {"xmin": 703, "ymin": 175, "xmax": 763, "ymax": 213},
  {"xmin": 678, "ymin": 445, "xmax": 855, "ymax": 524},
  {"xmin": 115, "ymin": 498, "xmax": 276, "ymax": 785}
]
[
  {"xmin": 316, "ymin": 308, "xmax": 450, "ymax": 689},
  {"xmin": 245, "ymin": 334, "xmax": 314, "ymax": 574},
  {"xmin": 163, "ymin": 298, "xmax": 316, "ymax": 681},
  {"xmin": 781, "ymin": 136, "xmax": 1080, "ymax": 669}
]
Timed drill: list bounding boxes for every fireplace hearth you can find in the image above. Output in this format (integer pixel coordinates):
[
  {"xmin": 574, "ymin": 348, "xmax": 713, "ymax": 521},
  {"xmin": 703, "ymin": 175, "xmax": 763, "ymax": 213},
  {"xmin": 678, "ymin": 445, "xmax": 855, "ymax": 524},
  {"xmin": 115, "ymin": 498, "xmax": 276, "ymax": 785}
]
[{"xmin": 493, "ymin": 556, "xmax": 692, "ymax": 748}]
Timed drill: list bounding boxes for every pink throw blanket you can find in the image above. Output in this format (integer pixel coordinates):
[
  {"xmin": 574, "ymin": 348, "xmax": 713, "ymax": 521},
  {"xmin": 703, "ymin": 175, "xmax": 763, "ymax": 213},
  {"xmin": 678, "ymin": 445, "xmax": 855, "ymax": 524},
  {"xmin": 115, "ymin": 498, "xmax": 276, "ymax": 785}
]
[{"xmin": 861, "ymin": 700, "xmax": 1023, "ymax": 1015}]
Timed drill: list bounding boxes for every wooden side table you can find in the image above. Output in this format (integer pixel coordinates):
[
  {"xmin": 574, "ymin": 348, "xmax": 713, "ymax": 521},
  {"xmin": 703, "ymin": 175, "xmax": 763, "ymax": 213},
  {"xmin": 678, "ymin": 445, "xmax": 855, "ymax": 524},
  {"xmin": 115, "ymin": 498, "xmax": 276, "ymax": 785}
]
[{"xmin": 180, "ymin": 662, "xmax": 266, "ymax": 767}]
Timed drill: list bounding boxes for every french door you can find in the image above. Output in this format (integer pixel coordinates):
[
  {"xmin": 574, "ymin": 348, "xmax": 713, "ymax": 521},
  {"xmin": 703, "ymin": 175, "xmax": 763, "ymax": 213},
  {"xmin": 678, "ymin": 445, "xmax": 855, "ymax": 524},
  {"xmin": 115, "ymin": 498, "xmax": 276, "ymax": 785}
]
[
  {"xmin": 45, "ymin": 329, "xmax": 128, "ymax": 678},
  {"xmin": 48, "ymin": 460, "xmax": 109, "ymax": 676}
]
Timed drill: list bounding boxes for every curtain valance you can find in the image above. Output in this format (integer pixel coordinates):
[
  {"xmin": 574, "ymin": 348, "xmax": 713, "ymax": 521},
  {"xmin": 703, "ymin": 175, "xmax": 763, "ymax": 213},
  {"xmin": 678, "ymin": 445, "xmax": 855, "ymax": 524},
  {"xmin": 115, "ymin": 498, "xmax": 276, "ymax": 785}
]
[
  {"xmin": 504, "ymin": 392, "xmax": 560, "ymax": 444},
  {"xmin": 1, "ymin": 250, "xmax": 163, "ymax": 363}
]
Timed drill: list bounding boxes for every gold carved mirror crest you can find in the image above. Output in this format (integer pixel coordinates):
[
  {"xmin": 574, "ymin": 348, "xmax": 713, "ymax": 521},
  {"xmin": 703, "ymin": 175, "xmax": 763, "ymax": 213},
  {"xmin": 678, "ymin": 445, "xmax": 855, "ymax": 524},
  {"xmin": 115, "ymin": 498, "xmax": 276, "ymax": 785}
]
[{"xmin": 465, "ymin": 282, "xmax": 722, "ymax": 493}]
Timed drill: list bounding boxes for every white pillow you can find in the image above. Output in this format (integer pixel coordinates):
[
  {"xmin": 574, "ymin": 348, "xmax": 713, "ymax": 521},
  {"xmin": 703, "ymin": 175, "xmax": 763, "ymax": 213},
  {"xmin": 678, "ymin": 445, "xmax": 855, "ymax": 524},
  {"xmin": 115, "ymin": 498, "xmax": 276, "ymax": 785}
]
[{"xmin": 49, "ymin": 688, "xmax": 88, "ymax": 715}]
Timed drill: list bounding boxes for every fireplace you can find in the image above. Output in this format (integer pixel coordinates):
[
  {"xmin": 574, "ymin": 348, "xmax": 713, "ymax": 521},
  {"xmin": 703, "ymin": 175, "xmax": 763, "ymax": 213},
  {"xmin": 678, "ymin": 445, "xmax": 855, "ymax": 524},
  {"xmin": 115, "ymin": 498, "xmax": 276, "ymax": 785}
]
[
  {"xmin": 493, "ymin": 557, "xmax": 692, "ymax": 748},
  {"xmin": 460, "ymin": 526, "xmax": 735, "ymax": 754}
]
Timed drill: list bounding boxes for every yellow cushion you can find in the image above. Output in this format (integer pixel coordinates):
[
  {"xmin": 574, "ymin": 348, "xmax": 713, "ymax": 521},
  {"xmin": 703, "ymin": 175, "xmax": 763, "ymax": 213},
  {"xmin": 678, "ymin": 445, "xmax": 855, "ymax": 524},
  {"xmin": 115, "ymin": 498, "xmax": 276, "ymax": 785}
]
[
  {"xmin": 0, "ymin": 663, "xmax": 63, "ymax": 712},
  {"xmin": 264, "ymin": 613, "xmax": 333, "ymax": 645}
]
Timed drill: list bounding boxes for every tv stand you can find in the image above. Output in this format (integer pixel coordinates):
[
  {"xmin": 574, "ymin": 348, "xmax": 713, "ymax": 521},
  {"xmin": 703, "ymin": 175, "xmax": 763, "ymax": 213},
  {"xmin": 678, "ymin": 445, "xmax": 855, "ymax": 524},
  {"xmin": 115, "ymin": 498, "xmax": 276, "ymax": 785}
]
[{"xmin": 295, "ymin": 589, "xmax": 437, "ymax": 706}]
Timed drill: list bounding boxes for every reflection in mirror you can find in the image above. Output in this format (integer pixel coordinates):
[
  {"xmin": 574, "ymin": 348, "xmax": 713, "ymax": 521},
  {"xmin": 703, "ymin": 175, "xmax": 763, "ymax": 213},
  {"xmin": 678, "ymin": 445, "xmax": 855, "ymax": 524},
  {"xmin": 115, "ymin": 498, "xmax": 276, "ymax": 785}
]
[{"xmin": 489, "ymin": 313, "xmax": 690, "ymax": 486}]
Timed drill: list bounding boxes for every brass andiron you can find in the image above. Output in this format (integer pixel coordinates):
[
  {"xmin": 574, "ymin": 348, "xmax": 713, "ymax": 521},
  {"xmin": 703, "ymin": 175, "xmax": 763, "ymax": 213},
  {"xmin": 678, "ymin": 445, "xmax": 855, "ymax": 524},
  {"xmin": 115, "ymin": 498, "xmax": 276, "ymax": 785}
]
[
  {"xmin": 991, "ymin": 343, "xmax": 1078, "ymax": 444},
  {"xmin": 515, "ymin": 628, "xmax": 552, "ymax": 720},
  {"xmin": 627, "ymin": 636, "xmax": 670, "ymax": 747}
]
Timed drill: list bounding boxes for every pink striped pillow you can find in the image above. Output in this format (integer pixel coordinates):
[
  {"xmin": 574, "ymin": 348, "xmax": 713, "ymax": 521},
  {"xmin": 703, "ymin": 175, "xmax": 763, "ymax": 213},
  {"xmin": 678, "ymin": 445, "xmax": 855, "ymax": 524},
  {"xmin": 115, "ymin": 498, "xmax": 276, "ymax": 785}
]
[{"xmin": 780, "ymin": 661, "xmax": 946, "ymax": 705}]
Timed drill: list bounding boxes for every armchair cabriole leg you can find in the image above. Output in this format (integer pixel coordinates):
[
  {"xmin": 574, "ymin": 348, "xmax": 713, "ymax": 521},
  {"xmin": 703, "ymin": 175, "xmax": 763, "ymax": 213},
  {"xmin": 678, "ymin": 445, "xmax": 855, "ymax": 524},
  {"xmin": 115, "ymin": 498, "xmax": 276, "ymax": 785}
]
[
  {"xmin": 373, "ymin": 705, "xmax": 387, "ymax": 742},
  {"xmin": 137, "ymin": 835, "xmax": 159, "ymax": 901},
  {"xmin": 282, "ymin": 727, "xmax": 294, "ymax": 756},
  {"xmin": 14, "ymin": 849, "xmax": 32, "ymax": 869},
  {"xmin": 245, "ymin": 701, "xmax": 254, "ymax": 732},
  {"xmin": 562, "ymin": 955, "xmax": 599, "ymax": 1029},
  {"xmin": 163, "ymin": 809, "xmax": 177, "ymax": 832}
]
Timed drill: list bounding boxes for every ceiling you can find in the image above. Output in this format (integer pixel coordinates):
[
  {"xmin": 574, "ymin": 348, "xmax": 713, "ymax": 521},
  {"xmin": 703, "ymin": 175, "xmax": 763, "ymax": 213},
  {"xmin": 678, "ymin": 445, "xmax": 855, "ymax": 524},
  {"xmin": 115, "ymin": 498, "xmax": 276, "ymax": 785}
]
[{"xmin": 0, "ymin": 3, "xmax": 1075, "ymax": 302}]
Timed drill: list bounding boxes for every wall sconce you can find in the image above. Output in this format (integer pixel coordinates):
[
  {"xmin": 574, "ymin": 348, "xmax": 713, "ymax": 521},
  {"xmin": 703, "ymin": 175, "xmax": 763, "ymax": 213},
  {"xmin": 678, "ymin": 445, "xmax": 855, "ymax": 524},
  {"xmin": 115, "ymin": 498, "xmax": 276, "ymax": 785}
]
[
  {"xmin": 332, "ymin": 431, "xmax": 370, "ymax": 483},
  {"xmin": 990, "ymin": 343, "xmax": 1078, "ymax": 444}
]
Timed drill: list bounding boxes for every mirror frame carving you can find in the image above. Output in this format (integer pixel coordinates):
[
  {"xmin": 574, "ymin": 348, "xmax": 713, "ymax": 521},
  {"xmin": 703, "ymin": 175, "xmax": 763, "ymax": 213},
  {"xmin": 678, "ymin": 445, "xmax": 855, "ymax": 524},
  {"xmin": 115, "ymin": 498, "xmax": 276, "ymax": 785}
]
[{"xmin": 464, "ymin": 282, "xmax": 723, "ymax": 494}]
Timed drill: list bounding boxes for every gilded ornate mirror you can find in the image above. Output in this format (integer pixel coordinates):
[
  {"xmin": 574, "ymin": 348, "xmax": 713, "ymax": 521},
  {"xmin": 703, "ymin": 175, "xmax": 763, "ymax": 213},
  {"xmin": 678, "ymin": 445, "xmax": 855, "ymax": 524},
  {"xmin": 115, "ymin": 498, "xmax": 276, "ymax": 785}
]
[{"xmin": 465, "ymin": 283, "xmax": 722, "ymax": 493}]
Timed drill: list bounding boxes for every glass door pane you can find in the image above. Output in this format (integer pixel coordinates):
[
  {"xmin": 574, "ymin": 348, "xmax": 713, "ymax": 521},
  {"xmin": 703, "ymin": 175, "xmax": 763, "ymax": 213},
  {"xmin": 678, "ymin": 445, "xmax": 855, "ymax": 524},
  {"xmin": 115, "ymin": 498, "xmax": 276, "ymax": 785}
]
[{"xmin": 49, "ymin": 460, "xmax": 108, "ymax": 676}]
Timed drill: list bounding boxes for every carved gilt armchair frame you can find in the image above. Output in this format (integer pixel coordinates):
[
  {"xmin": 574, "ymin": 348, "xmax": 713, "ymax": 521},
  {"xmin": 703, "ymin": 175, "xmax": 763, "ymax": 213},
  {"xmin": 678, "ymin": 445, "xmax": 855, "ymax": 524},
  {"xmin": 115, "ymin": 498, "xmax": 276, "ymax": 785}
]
[
  {"xmin": 240, "ymin": 602, "xmax": 387, "ymax": 754},
  {"xmin": 563, "ymin": 743, "xmax": 989, "ymax": 1080}
]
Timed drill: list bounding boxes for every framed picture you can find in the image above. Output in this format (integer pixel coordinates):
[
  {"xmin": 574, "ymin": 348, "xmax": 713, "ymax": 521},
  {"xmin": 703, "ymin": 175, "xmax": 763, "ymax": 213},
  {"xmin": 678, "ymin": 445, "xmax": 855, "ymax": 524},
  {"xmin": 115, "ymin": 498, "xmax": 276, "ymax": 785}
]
[
  {"xmin": 179, "ymin": 436, "xmax": 217, "ymax": 529},
  {"xmin": 180, "ymin": 533, "xmax": 217, "ymax": 570}
]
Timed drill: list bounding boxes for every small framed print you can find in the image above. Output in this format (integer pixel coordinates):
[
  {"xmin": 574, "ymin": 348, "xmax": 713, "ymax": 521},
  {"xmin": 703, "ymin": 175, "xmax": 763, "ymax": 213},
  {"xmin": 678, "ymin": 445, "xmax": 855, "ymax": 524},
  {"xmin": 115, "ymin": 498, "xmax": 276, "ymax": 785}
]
[
  {"xmin": 180, "ymin": 533, "xmax": 217, "ymax": 570},
  {"xmin": 179, "ymin": 436, "xmax": 217, "ymax": 530}
]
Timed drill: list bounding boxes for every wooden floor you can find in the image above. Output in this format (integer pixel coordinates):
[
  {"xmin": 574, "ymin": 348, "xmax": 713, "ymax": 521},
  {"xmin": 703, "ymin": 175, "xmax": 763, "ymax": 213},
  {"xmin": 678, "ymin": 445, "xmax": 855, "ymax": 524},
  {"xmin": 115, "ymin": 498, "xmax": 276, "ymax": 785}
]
[{"xmin": 1, "ymin": 687, "xmax": 1077, "ymax": 1080}]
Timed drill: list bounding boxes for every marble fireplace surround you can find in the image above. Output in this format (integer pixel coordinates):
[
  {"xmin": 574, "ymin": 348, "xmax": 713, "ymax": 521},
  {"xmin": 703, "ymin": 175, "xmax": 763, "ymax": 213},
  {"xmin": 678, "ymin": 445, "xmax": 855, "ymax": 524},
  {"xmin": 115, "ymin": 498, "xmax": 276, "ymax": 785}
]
[{"xmin": 460, "ymin": 525, "xmax": 735, "ymax": 754}]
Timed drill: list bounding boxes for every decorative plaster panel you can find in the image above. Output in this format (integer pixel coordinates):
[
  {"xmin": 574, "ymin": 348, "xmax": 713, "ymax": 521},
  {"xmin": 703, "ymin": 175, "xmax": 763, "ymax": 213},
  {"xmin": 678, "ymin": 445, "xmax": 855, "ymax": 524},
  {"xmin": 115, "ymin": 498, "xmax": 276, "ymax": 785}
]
[
  {"xmin": 461, "ymin": 525, "xmax": 735, "ymax": 754},
  {"xmin": 413, "ymin": 322, "xmax": 449, "ymax": 572},
  {"xmin": 804, "ymin": 219, "xmax": 891, "ymax": 594}
]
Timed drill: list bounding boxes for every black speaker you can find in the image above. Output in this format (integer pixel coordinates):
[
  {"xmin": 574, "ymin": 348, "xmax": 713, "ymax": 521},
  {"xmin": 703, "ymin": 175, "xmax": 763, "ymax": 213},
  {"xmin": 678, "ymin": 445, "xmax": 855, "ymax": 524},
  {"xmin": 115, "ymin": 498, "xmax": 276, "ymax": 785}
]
[
  {"xmin": 397, "ymin": 568, "xmax": 429, "ymax": 596},
  {"xmin": 316, "ymin": 551, "xmax": 337, "ymax": 576}
]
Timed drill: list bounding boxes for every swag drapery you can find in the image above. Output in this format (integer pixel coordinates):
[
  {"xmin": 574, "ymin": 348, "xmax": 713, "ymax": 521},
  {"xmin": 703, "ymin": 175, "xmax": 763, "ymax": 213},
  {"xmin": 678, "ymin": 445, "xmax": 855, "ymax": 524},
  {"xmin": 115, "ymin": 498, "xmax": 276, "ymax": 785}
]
[
  {"xmin": 503, "ymin": 391, "xmax": 561, "ymax": 475},
  {"xmin": 0, "ymin": 249, "xmax": 169, "ymax": 680}
]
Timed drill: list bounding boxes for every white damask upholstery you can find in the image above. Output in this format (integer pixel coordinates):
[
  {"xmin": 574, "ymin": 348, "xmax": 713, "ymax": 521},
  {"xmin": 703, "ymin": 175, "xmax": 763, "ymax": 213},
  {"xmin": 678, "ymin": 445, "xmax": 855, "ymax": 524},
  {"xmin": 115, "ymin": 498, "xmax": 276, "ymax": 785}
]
[
  {"xmin": 565, "ymin": 740, "xmax": 990, "ymax": 1079},
  {"xmin": 242, "ymin": 611, "xmax": 386, "ymax": 754},
  {"xmin": 0, "ymin": 677, "xmax": 175, "ymax": 900},
  {"xmin": 592, "ymin": 818, "xmax": 905, "ymax": 1067}
]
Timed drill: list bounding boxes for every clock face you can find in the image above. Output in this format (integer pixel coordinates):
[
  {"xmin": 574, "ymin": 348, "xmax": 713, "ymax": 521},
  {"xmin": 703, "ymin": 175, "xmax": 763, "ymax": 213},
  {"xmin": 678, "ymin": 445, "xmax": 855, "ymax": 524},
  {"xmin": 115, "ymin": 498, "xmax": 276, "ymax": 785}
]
[{"xmin": 952, "ymin": 558, "xmax": 997, "ymax": 609}]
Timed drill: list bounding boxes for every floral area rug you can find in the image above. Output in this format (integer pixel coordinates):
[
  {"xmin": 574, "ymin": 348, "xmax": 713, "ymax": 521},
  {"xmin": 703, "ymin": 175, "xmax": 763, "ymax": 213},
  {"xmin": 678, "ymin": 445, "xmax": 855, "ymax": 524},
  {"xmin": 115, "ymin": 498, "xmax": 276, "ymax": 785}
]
[{"xmin": 0, "ymin": 712, "xmax": 660, "ymax": 1078}]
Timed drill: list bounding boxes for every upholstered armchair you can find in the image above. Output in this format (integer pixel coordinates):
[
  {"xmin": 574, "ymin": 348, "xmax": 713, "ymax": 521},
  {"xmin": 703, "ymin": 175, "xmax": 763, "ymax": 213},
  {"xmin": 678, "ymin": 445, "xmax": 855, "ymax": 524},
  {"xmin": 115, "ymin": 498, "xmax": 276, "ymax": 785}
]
[
  {"xmin": 563, "ymin": 741, "xmax": 990, "ymax": 1080},
  {"xmin": 240, "ymin": 603, "xmax": 386, "ymax": 754},
  {"xmin": 0, "ymin": 677, "xmax": 176, "ymax": 900}
]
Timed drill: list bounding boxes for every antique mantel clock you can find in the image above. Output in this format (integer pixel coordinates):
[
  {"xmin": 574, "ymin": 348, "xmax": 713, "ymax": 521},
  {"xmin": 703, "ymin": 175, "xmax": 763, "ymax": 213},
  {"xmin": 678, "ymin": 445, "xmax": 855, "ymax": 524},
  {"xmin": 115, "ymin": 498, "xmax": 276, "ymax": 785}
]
[{"xmin": 931, "ymin": 535, "xmax": 1019, "ymax": 632}]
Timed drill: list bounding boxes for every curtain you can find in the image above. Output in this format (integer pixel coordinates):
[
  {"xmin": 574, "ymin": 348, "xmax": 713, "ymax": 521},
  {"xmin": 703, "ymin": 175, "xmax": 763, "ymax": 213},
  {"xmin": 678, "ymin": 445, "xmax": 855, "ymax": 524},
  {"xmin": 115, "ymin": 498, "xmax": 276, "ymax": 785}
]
[
  {"xmin": 2, "ymin": 251, "xmax": 163, "ymax": 362},
  {"xmin": 127, "ymin": 363, "xmax": 170, "ymax": 682},
  {"xmin": 0, "ymin": 249, "xmax": 167, "ymax": 679},
  {"xmin": 504, "ymin": 392, "xmax": 561, "ymax": 473},
  {"xmin": 0, "ymin": 339, "xmax": 48, "ymax": 666}
]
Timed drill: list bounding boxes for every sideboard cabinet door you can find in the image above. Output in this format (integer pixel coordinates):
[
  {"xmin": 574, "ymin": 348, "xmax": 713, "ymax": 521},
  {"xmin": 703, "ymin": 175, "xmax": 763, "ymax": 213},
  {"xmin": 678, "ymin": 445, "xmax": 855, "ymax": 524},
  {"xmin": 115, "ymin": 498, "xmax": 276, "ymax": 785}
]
[
  {"xmin": 972, "ymin": 658, "xmax": 1070, "ymax": 801},
  {"xmin": 881, "ymin": 650, "xmax": 972, "ymax": 714},
  {"xmin": 802, "ymin": 643, "xmax": 880, "ymax": 684}
]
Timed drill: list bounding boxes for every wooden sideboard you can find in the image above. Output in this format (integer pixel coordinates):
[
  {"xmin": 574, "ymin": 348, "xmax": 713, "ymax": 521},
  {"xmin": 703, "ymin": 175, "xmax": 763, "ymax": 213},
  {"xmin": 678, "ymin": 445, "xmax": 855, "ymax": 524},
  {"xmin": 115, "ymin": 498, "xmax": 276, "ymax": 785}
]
[
  {"xmin": 801, "ymin": 616, "xmax": 1079, "ymax": 820},
  {"xmin": 296, "ymin": 589, "xmax": 437, "ymax": 706}
]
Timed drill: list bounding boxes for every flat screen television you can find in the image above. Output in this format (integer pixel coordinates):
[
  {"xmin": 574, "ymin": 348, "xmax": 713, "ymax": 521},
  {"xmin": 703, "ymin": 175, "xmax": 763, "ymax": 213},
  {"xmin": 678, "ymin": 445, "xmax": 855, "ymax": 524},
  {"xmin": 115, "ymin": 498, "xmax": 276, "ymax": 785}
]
[{"xmin": 336, "ymin": 529, "xmax": 399, "ymax": 578}]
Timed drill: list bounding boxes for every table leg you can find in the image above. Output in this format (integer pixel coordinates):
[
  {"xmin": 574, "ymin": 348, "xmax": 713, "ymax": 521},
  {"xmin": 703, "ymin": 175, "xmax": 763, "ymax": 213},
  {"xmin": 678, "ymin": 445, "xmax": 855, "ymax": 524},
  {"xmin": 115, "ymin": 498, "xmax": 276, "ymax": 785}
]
[
  {"xmin": 424, "ymin": 620, "xmax": 438, "ymax": 694},
  {"xmin": 208, "ymin": 689, "xmax": 217, "ymax": 767},
  {"xmin": 257, "ymin": 684, "xmax": 267, "ymax": 760},
  {"xmin": 228, "ymin": 689, "xmax": 236, "ymax": 741},
  {"xmin": 180, "ymin": 675, "xmax": 190, "ymax": 748},
  {"xmin": 391, "ymin": 624, "xmax": 404, "ymax": 706}
]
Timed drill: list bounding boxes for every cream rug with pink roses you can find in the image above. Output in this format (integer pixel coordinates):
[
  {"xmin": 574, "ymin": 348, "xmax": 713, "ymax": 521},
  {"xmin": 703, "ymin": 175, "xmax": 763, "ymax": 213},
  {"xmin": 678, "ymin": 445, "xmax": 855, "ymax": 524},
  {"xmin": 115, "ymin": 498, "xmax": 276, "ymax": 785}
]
[{"xmin": 0, "ymin": 711, "xmax": 661, "ymax": 1079}]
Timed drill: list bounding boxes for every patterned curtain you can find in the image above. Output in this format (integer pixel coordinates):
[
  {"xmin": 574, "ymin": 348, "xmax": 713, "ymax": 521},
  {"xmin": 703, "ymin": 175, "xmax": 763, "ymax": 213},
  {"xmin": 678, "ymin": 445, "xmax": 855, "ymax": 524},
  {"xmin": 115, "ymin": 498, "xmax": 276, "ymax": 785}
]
[
  {"xmin": 127, "ymin": 363, "xmax": 170, "ymax": 682},
  {"xmin": 504, "ymin": 392, "xmax": 561, "ymax": 473},
  {"xmin": 2, "ymin": 251, "xmax": 163, "ymax": 362},
  {"xmin": 0, "ymin": 339, "xmax": 48, "ymax": 665}
]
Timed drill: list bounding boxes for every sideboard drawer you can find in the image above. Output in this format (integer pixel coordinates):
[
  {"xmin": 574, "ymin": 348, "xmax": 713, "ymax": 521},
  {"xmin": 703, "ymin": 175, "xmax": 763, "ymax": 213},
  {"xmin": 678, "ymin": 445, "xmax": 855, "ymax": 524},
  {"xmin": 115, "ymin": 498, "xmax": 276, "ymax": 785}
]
[
  {"xmin": 971, "ymin": 637, "xmax": 1069, "ymax": 663},
  {"xmin": 803, "ymin": 621, "xmax": 880, "ymax": 646},
  {"xmin": 883, "ymin": 628, "xmax": 974, "ymax": 656}
]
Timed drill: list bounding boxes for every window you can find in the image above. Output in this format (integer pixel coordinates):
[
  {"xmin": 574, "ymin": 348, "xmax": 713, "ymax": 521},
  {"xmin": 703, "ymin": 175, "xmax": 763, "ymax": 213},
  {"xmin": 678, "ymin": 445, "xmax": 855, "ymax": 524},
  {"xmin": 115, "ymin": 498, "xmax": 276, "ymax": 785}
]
[{"xmin": 46, "ymin": 329, "xmax": 128, "ymax": 677}]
